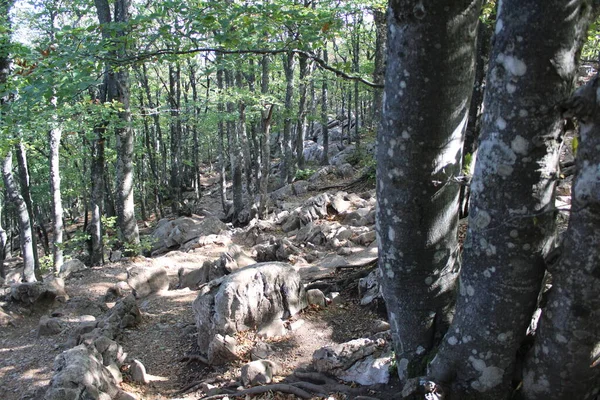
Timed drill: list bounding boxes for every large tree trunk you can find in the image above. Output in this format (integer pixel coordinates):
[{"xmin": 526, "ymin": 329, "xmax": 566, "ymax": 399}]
[
  {"xmin": 216, "ymin": 57, "xmax": 228, "ymax": 214},
  {"xmin": 2, "ymin": 153, "xmax": 36, "ymax": 282},
  {"xmin": 95, "ymin": 0, "xmax": 139, "ymax": 250},
  {"xmin": 225, "ymin": 68, "xmax": 244, "ymax": 223},
  {"xmin": 257, "ymin": 55, "xmax": 272, "ymax": 219},
  {"xmin": 296, "ymin": 54, "xmax": 310, "ymax": 171},
  {"xmin": 521, "ymin": 75, "xmax": 600, "ymax": 400},
  {"xmin": 428, "ymin": 1, "xmax": 593, "ymax": 398},
  {"xmin": 371, "ymin": 7, "xmax": 386, "ymax": 130},
  {"xmin": 377, "ymin": 0, "xmax": 481, "ymax": 381}
]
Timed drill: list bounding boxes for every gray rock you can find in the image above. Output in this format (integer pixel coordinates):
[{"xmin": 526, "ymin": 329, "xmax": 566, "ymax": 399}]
[
  {"xmin": 371, "ymin": 320, "xmax": 390, "ymax": 334},
  {"xmin": 116, "ymin": 391, "xmax": 138, "ymax": 400},
  {"xmin": 11, "ymin": 282, "xmax": 57, "ymax": 307},
  {"xmin": 207, "ymin": 334, "xmax": 239, "ymax": 365},
  {"xmin": 0, "ymin": 308, "xmax": 15, "ymax": 327},
  {"xmin": 58, "ymin": 259, "xmax": 87, "ymax": 279},
  {"xmin": 103, "ymin": 285, "xmax": 123, "ymax": 302},
  {"xmin": 306, "ymin": 289, "xmax": 327, "ymax": 307},
  {"xmin": 127, "ymin": 265, "xmax": 169, "ymax": 298},
  {"xmin": 109, "ymin": 251, "xmax": 122, "ymax": 263},
  {"xmin": 312, "ymin": 337, "xmax": 393, "ymax": 386},
  {"xmin": 358, "ymin": 270, "xmax": 382, "ymax": 306},
  {"xmin": 193, "ymin": 262, "xmax": 307, "ymax": 363},
  {"xmin": 251, "ymin": 341, "xmax": 275, "ymax": 360},
  {"xmin": 44, "ymin": 344, "xmax": 120, "ymax": 400},
  {"xmin": 353, "ymin": 230, "xmax": 376, "ymax": 246},
  {"xmin": 241, "ymin": 360, "xmax": 281, "ymax": 386},
  {"xmin": 281, "ymin": 215, "xmax": 300, "ymax": 233},
  {"xmin": 130, "ymin": 359, "xmax": 148, "ymax": 384},
  {"xmin": 38, "ymin": 315, "xmax": 65, "ymax": 336}
]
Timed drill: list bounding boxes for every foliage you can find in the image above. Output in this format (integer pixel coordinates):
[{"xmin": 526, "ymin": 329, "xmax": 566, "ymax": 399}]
[{"xmin": 295, "ymin": 168, "xmax": 316, "ymax": 181}]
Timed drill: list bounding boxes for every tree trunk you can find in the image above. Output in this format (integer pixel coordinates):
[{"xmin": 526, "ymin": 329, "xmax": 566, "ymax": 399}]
[
  {"xmin": 257, "ymin": 55, "xmax": 272, "ymax": 219},
  {"xmin": 281, "ymin": 51, "xmax": 295, "ymax": 185},
  {"xmin": 520, "ymin": 74, "xmax": 600, "ymax": 400},
  {"xmin": 216, "ymin": 57, "xmax": 228, "ymax": 214},
  {"xmin": 296, "ymin": 54, "xmax": 309, "ymax": 170},
  {"xmin": 428, "ymin": 1, "xmax": 593, "ymax": 398},
  {"xmin": 2, "ymin": 152, "xmax": 36, "ymax": 282},
  {"xmin": 377, "ymin": 0, "xmax": 481, "ymax": 381},
  {"xmin": 113, "ymin": 0, "xmax": 139, "ymax": 250},
  {"xmin": 15, "ymin": 140, "xmax": 40, "ymax": 277},
  {"xmin": 49, "ymin": 98, "xmax": 63, "ymax": 272},
  {"xmin": 321, "ymin": 46, "xmax": 329, "ymax": 166},
  {"xmin": 169, "ymin": 63, "xmax": 182, "ymax": 214},
  {"xmin": 225, "ymin": 68, "xmax": 244, "ymax": 223}
]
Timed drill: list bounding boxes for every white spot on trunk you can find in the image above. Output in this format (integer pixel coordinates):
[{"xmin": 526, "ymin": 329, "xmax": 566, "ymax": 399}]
[
  {"xmin": 425, "ymin": 276, "xmax": 433, "ymax": 285},
  {"xmin": 495, "ymin": 19, "xmax": 503, "ymax": 34},
  {"xmin": 388, "ymin": 227, "xmax": 396, "ymax": 241},
  {"xmin": 447, "ymin": 336, "xmax": 458, "ymax": 345},
  {"xmin": 469, "ymin": 356, "xmax": 504, "ymax": 391},
  {"xmin": 555, "ymin": 333, "xmax": 568, "ymax": 343},
  {"xmin": 497, "ymin": 53, "xmax": 527, "ymax": 76},
  {"xmin": 416, "ymin": 346, "xmax": 426, "ymax": 355},
  {"xmin": 496, "ymin": 117, "xmax": 507, "ymax": 130},
  {"xmin": 506, "ymin": 83, "xmax": 517, "ymax": 94},
  {"xmin": 519, "ymin": 109, "xmax": 528, "ymax": 117},
  {"xmin": 511, "ymin": 135, "xmax": 529, "ymax": 155},
  {"xmin": 400, "ymin": 81, "xmax": 406, "ymax": 88},
  {"xmin": 466, "ymin": 285, "xmax": 475, "ymax": 296},
  {"xmin": 402, "ymin": 130, "xmax": 410, "ymax": 140}
]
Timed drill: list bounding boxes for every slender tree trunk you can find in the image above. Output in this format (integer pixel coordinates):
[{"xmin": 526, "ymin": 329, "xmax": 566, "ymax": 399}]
[
  {"xmin": 49, "ymin": 98, "xmax": 63, "ymax": 272},
  {"xmin": 169, "ymin": 63, "xmax": 182, "ymax": 214},
  {"xmin": 352, "ymin": 14, "xmax": 361, "ymax": 146},
  {"xmin": 377, "ymin": 0, "xmax": 481, "ymax": 381},
  {"xmin": 296, "ymin": 54, "xmax": 309, "ymax": 170},
  {"xmin": 258, "ymin": 55, "xmax": 272, "ymax": 219},
  {"xmin": 521, "ymin": 74, "xmax": 600, "ymax": 399},
  {"xmin": 216, "ymin": 56, "xmax": 228, "ymax": 213},
  {"xmin": 0, "ymin": 210, "xmax": 6, "ymax": 278},
  {"xmin": 225, "ymin": 68, "xmax": 244, "ymax": 223},
  {"xmin": 2, "ymin": 153, "xmax": 36, "ymax": 282},
  {"xmin": 321, "ymin": 47, "xmax": 329, "ymax": 166},
  {"xmin": 15, "ymin": 140, "xmax": 40, "ymax": 277},
  {"xmin": 188, "ymin": 59, "xmax": 202, "ymax": 200},
  {"xmin": 281, "ymin": 51, "xmax": 295, "ymax": 185},
  {"xmin": 236, "ymin": 69, "xmax": 253, "ymax": 197},
  {"xmin": 428, "ymin": 1, "xmax": 592, "ymax": 398}
]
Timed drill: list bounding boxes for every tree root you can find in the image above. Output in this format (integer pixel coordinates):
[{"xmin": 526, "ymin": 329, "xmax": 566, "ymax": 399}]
[
  {"xmin": 199, "ymin": 383, "xmax": 313, "ymax": 399},
  {"xmin": 179, "ymin": 354, "xmax": 210, "ymax": 365}
]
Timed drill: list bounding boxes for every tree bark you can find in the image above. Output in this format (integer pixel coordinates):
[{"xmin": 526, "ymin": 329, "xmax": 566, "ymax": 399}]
[
  {"xmin": 2, "ymin": 152, "xmax": 36, "ymax": 282},
  {"xmin": 49, "ymin": 97, "xmax": 63, "ymax": 272},
  {"xmin": 428, "ymin": 1, "xmax": 593, "ymax": 398},
  {"xmin": 281, "ymin": 51, "xmax": 296, "ymax": 185},
  {"xmin": 169, "ymin": 63, "xmax": 183, "ymax": 214},
  {"xmin": 377, "ymin": 0, "xmax": 481, "ymax": 381},
  {"xmin": 372, "ymin": 7, "xmax": 386, "ymax": 130},
  {"xmin": 257, "ymin": 55, "xmax": 272, "ymax": 219},
  {"xmin": 321, "ymin": 46, "xmax": 329, "ymax": 166},
  {"xmin": 225, "ymin": 68, "xmax": 243, "ymax": 223},
  {"xmin": 297, "ymin": 54, "xmax": 310, "ymax": 170},
  {"xmin": 521, "ymin": 74, "xmax": 600, "ymax": 400},
  {"xmin": 15, "ymin": 140, "xmax": 40, "ymax": 277},
  {"xmin": 216, "ymin": 56, "xmax": 228, "ymax": 214}
]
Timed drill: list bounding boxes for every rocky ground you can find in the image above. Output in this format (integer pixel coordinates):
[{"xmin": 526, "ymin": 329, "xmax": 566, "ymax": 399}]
[{"xmin": 0, "ymin": 159, "xmax": 404, "ymax": 400}]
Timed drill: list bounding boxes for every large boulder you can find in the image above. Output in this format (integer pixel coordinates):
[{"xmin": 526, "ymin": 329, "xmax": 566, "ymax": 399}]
[
  {"xmin": 193, "ymin": 262, "xmax": 307, "ymax": 364},
  {"xmin": 58, "ymin": 259, "xmax": 87, "ymax": 279},
  {"xmin": 44, "ymin": 344, "xmax": 120, "ymax": 400},
  {"xmin": 11, "ymin": 281, "xmax": 59, "ymax": 307},
  {"xmin": 127, "ymin": 265, "xmax": 169, "ymax": 298},
  {"xmin": 151, "ymin": 216, "xmax": 227, "ymax": 254}
]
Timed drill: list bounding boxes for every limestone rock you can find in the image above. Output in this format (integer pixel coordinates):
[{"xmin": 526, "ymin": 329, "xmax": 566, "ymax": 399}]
[
  {"xmin": 38, "ymin": 315, "xmax": 65, "ymax": 336},
  {"xmin": 193, "ymin": 262, "xmax": 307, "ymax": 364},
  {"xmin": 58, "ymin": 259, "xmax": 87, "ymax": 279},
  {"xmin": 127, "ymin": 265, "xmax": 169, "ymax": 298},
  {"xmin": 130, "ymin": 359, "xmax": 148, "ymax": 384},
  {"xmin": 207, "ymin": 334, "xmax": 239, "ymax": 365},
  {"xmin": 241, "ymin": 360, "xmax": 281, "ymax": 386},
  {"xmin": 312, "ymin": 337, "xmax": 393, "ymax": 386},
  {"xmin": 358, "ymin": 270, "xmax": 382, "ymax": 306},
  {"xmin": 44, "ymin": 344, "xmax": 120, "ymax": 400},
  {"xmin": 307, "ymin": 289, "xmax": 327, "ymax": 307},
  {"xmin": 11, "ymin": 282, "xmax": 57, "ymax": 307}
]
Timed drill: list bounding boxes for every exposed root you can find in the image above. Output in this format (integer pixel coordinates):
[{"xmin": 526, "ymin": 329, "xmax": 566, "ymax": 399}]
[{"xmin": 199, "ymin": 383, "xmax": 313, "ymax": 399}]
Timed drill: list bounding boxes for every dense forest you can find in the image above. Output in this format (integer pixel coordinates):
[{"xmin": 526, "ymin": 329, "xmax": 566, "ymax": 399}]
[{"xmin": 1, "ymin": 0, "xmax": 600, "ymax": 399}]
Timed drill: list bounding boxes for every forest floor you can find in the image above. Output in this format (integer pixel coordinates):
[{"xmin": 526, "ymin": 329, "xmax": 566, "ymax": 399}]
[{"xmin": 0, "ymin": 169, "xmax": 404, "ymax": 400}]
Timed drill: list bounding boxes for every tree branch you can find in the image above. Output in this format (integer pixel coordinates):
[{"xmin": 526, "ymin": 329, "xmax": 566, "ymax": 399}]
[{"xmin": 104, "ymin": 47, "xmax": 384, "ymax": 89}]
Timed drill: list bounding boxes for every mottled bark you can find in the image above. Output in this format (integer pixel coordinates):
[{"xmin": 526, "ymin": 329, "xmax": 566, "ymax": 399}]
[
  {"xmin": 428, "ymin": 1, "xmax": 593, "ymax": 398},
  {"xmin": 216, "ymin": 56, "xmax": 228, "ymax": 213},
  {"xmin": 296, "ymin": 54, "xmax": 309, "ymax": 170},
  {"xmin": 0, "ymin": 217, "xmax": 6, "ymax": 278},
  {"xmin": 372, "ymin": 6, "xmax": 387, "ymax": 123},
  {"xmin": 321, "ymin": 47, "xmax": 329, "ymax": 166},
  {"xmin": 2, "ymin": 153, "xmax": 36, "ymax": 282},
  {"xmin": 257, "ymin": 55, "xmax": 272, "ymax": 219},
  {"xmin": 236, "ymin": 69, "xmax": 253, "ymax": 197},
  {"xmin": 377, "ymin": 0, "xmax": 481, "ymax": 381},
  {"xmin": 15, "ymin": 140, "xmax": 40, "ymax": 276},
  {"xmin": 169, "ymin": 63, "xmax": 182, "ymax": 214},
  {"xmin": 521, "ymin": 75, "xmax": 600, "ymax": 400},
  {"xmin": 281, "ymin": 51, "xmax": 295, "ymax": 185},
  {"xmin": 49, "ymin": 105, "xmax": 63, "ymax": 272},
  {"xmin": 225, "ymin": 68, "xmax": 243, "ymax": 223}
]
